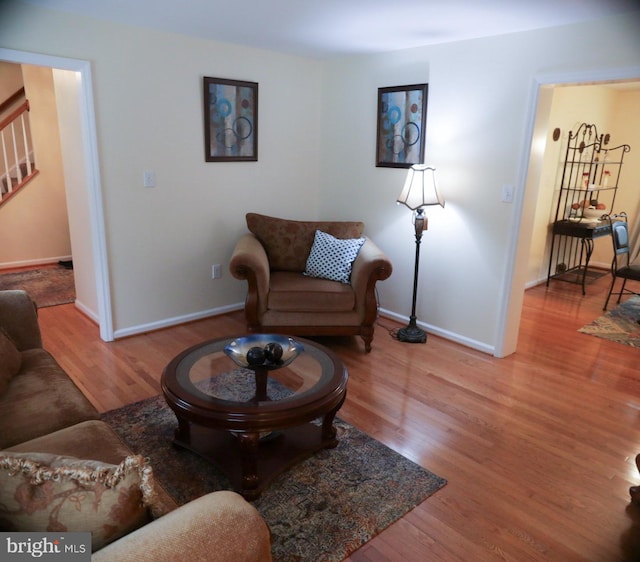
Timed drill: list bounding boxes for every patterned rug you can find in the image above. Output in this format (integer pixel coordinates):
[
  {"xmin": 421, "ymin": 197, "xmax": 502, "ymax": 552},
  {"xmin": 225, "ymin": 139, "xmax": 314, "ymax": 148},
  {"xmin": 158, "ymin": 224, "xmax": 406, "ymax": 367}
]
[
  {"xmin": 578, "ymin": 296, "xmax": 640, "ymax": 347},
  {"xmin": 102, "ymin": 394, "xmax": 447, "ymax": 561},
  {"xmin": 0, "ymin": 265, "xmax": 75, "ymax": 308}
]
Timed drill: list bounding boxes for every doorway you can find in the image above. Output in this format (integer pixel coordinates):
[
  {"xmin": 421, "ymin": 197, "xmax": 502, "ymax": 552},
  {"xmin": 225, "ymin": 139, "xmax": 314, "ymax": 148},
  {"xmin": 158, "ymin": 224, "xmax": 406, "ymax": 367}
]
[
  {"xmin": 0, "ymin": 48, "xmax": 113, "ymax": 341},
  {"xmin": 0, "ymin": 62, "xmax": 75, "ymax": 303},
  {"xmin": 527, "ymin": 81, "xmax": 640, "ymax": 287},
  {"xmin": 496, "ymin": 65, "xmax": 640, "ymax": 358}
]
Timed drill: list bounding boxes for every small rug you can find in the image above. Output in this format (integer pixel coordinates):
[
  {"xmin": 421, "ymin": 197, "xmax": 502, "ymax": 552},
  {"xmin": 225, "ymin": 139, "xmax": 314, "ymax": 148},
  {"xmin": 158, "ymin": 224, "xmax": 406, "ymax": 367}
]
[
  {"xmin": 0, "ymin": 266, "xmax": 75, "ymax": 308},
  {"xmin": 102, "ymin": 395, "xmax": 447, "ymax": 561},
  {"xmin": 578, "ymin": 295, "xmax": 640, "ymax": 348}
]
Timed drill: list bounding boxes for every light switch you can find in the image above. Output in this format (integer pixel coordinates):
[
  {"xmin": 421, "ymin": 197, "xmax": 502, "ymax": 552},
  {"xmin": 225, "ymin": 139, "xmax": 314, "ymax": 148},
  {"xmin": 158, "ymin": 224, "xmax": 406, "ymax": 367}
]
[
  {"xmin": 143, "ymin": 170, "xmax": 156, "ymax": 188},
  {"xmin": 501, "ymin": 184, "xmax": 514, "ymax": 203}
]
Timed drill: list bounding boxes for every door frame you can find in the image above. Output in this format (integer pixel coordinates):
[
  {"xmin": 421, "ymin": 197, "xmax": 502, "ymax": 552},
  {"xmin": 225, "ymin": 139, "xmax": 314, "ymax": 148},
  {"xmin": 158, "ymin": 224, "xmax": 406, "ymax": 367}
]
[
  {"xmin": 495, "ymin": 64, "xmax": 640, "ymax": 358},
  {"xmin": 0, "ymin": 48, "xmax": 113, "ymax": 341}
]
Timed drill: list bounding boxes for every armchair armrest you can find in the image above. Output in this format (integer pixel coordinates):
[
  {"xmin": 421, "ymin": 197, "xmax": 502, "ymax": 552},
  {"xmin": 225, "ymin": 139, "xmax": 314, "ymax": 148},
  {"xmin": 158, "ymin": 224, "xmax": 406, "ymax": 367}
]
[
  {"xmin": 351, "ymin": 238, "xmax": 393, "ymax": 321},
  {"xmin": 0, "ymin": 290, "xmax": 42, "ymax": 351},
  {"xmin": 229, "ymin": 233, "xmax": 270, "ymax": 324},
  {"xmin": 92, "ymin": 491, "xmax": 272, "ymax": 562}
]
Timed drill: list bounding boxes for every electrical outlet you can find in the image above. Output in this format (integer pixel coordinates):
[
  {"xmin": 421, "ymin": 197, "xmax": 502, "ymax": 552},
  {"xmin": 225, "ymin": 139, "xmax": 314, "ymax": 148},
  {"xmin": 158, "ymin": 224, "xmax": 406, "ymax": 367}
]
[{"xmin": 212, "ymin": 264, "xmax": 222, "ymax": 279}]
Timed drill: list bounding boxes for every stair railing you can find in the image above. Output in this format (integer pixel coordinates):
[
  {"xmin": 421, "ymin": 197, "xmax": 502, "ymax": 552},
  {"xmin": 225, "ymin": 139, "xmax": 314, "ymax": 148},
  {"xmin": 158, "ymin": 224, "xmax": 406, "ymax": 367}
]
[{"xmin": 0, "ymin": 89, "xmax": 38, "ymax": 206}]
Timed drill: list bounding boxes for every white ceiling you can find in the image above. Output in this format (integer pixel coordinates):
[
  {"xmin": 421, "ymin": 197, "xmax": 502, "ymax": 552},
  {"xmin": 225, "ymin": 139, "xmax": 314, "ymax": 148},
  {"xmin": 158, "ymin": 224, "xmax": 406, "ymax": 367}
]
[{"xmin": 21, "ymin": 0, "xmax": 640, "ymax": 59}]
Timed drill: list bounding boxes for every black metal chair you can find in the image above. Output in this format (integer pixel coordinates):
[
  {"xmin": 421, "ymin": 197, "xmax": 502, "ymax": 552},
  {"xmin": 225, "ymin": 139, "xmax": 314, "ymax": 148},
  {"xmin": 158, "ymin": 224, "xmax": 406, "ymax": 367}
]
[{"xmin": 603, "ymin": 212, "xmax": 640, "ymax": 310}]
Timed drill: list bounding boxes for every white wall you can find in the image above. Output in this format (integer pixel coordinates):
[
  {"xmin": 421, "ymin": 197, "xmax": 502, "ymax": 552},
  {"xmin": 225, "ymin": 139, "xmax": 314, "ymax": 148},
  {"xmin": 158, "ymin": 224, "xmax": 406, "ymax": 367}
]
[
  {"xmin": 319, "ymin": 16, "xmax": 640, "ymax": 352},
  {"xmin": 53, "ymin": 68, "xmax": 98, "ymax": 320},
  {"xmin": 0, "ymin": 1, "xmax": 323, "ymax": 334},
  {"xmin": 1, "ymin": 1, "xmax": 639, "ymax": 354}
]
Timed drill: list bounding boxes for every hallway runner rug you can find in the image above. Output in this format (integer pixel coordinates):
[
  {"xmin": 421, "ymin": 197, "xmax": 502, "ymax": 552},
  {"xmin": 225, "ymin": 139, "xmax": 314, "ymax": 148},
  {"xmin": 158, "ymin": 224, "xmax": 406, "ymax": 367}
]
[
  {"xmin": 0, "ymin": 265, "xmax": 75, "ymax": 308},
  {"xmin": 578, "ymin": 295, "xmax": 640, "ymax": 348},
  {"xmin": 102, "ymin": 394, "xmax": 447, "ymax": 562}
]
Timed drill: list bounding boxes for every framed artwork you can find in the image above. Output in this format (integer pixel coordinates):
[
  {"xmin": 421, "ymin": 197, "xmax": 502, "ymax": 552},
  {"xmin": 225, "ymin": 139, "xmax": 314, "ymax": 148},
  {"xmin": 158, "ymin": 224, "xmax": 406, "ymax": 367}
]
[
  {"xmin": 375, "ymin": 83, "xmax": 428, "ymax": 168},
  {"xmin": 203, "ymin": 77, "xmax": 258, "ymax": 162}
]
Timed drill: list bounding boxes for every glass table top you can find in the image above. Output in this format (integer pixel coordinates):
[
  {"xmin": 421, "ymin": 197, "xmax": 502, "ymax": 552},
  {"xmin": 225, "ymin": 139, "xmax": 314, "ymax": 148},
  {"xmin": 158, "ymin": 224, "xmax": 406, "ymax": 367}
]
[{"xmin": 169, "ymin": 336, "xmax": 340, "ymax": 406}]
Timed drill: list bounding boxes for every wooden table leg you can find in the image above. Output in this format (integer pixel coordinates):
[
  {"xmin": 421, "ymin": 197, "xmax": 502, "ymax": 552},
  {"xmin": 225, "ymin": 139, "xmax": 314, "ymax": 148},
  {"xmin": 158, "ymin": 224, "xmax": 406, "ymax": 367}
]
[
  {"xmin": 321, "ymin": 392, "xmax": 346, "ymax": 448},
  {"xmin": 237, "ymin": 432, "xmax": 261, "ymax": 499},
  {"xmin": 175, "ymin": 418, "xmax": 191, "ymax": 443}
]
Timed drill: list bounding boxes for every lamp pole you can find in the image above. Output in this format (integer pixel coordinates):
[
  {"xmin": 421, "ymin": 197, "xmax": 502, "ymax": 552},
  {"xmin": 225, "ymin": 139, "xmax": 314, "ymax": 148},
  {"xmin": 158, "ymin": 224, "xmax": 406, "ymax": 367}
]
[
  {"xmin": 395, "ymin": 164, "xmax": 443, "ymax": 344},
  {"xmin": 397, "ymin": 208, "xmax": 427, "ymax": 343}
]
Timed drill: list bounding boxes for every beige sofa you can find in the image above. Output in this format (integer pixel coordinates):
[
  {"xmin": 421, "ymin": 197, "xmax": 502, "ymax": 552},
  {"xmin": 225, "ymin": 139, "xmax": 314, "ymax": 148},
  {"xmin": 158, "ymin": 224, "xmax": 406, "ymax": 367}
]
[
  {"xmin": 0, "ymin": 290, "xmax": 271, "ymax": 561},
  {"xmin": 230, "ymin": 213, "xmax": 393, "ymax": 352}
]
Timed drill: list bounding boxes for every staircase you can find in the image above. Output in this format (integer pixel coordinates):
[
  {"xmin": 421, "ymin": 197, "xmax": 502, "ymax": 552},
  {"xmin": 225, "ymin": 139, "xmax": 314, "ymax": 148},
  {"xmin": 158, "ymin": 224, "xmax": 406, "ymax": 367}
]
[{"xmin": 0, "ymin": 87, "xmax": 39, "ymax": 207}]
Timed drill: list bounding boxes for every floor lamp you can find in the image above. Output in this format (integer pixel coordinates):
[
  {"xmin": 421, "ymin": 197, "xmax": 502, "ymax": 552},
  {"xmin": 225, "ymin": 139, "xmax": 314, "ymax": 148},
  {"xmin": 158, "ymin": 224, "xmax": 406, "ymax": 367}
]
[{"xmin": 396, "ymin": 164, "xmax": 445, "ymax": 343}]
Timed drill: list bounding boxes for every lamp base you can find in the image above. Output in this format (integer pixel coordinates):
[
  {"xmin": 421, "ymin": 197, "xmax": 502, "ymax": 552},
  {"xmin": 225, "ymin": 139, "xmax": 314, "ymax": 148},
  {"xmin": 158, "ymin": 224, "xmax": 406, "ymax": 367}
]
[{"xmin": 397, "ymin": 324, "xmax": 427, "ymax": 344}]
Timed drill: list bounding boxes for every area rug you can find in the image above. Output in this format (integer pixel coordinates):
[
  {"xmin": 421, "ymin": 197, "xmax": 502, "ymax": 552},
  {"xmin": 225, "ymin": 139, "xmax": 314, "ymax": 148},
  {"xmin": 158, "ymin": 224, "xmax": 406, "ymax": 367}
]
[
  {"xmin": 578, "ymin": 295, "xmax": 640, "ymax": 348},
  {"xmin": 102, "ymin": 394, "xmax": 447, "ymax": 561},
  {"xmin": 0, "ymin": 265, "xmax": 75, "ymax": 308}
]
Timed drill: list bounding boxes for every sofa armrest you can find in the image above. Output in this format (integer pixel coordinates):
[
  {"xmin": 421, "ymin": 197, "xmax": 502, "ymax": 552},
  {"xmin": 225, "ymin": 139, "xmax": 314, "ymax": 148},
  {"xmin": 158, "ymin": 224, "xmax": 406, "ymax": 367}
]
[
  {"xmin": 92, "ymin": 491, "xmax": 272, "ymax": 562},
  {"xmin": 229, "ymin": 233, "xmax": 271, "ymax": 323},
  {"xmin": 0, "ymin": 290, "xmax": 43, "ymax": 351},
  {"xmin": 350, "ymin": 238, "xmax": 393, "ymax": 321}
]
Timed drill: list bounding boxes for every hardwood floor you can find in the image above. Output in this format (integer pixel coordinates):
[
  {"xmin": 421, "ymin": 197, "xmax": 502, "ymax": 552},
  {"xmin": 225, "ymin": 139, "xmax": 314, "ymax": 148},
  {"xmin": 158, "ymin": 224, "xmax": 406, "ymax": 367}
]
[{"xmin": 36, "ymin": 274, "xmax": 640, "ymax": 561}]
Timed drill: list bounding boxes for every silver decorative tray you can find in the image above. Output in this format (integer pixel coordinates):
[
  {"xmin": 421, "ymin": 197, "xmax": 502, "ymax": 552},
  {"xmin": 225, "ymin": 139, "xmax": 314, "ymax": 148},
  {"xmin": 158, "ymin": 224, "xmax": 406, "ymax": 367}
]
[{"xmin": 224, "ymin": 334, "xmax": 303, "ymax": 370}]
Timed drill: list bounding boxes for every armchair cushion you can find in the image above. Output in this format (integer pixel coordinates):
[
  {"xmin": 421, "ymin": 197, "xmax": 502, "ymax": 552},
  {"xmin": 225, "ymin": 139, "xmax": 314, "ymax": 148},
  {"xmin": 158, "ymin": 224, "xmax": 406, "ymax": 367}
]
[
  {"xmin": 246, "ymin": 213, "xmax": 364, "ymax": 272},
  {"xmin": 304, "ymin": 230, "xmax": 366, "ymax": 283},
  {"xmin": 0, "ymin": 452, "xmax": 165, "ymax": 551},
  {"xmin": 0, "ymin": 329, "xmax": 21, "ymax": 394},
  {"xmin": 268, "ymin": 272, "xmax": 356, "ymax": 312}
]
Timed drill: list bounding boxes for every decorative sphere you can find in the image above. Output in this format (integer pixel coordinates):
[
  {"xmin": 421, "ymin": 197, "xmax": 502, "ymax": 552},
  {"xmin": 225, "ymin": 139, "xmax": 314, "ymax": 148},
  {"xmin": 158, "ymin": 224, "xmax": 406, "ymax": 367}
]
[
  {"xmin": 246, "ymin": 346, "xmax": 266, "ymax": 365},
  {"xmin": 264, "ymin": 342, "xmax": 283, "ymax": 363}
]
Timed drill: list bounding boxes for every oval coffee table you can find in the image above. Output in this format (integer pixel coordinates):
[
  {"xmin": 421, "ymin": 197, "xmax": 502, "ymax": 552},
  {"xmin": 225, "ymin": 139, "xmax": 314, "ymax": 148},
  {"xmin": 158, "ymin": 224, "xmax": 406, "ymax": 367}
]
[{"xmin": 161, "ymin": 335, "xmax": 348, "ymax": 500}]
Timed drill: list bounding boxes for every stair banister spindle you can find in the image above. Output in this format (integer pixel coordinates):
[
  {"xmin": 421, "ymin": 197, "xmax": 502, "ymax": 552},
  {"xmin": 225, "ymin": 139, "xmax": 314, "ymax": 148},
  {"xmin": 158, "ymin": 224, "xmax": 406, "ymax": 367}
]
[
  {"xmin": 0, "ymin": 97, "xmax": 38, "ymax": 206},
  {"xmin": 1, "ymin": 131, "xmax": 10, "ymax": 196},
  {"xmin": 20, "ymin": 114, "xmax": 32, "ymax": 176},
  {"xmin": 10, "ymin": 122, "xmax": 22, "ymax": 184}
]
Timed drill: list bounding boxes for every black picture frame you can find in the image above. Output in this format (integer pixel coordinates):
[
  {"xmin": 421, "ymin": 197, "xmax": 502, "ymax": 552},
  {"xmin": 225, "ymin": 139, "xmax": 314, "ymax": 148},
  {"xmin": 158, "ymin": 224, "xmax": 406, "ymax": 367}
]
[
  {"xmin": 375, "ymin": 83, "xmax": 428, "ymax": 168},
  {"xmin": 203, "ymin": 77, "xmax": 258, "ymax": 162}
]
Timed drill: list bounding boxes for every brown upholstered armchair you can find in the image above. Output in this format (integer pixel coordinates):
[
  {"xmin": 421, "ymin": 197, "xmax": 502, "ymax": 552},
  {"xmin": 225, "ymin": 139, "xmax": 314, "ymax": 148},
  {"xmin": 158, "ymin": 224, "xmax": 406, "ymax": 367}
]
[{"xmin": 230, "ymin": 213, "xmax": 392, "ymax": 352}]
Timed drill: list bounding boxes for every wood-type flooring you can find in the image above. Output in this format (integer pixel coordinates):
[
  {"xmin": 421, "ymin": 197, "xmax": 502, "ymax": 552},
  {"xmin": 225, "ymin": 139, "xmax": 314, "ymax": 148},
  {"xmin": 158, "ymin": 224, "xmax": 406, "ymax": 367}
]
[{"xmin": 35, "ymin": 274, "xmax": 640, "ymax": 561}]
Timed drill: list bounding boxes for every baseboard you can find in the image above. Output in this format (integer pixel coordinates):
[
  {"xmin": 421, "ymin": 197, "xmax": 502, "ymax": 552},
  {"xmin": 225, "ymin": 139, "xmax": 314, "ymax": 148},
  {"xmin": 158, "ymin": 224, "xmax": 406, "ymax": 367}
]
[
  {"xmin": 114, "ymin": 303, "xmax": 494, "ymax": 355},
  {"xmin": 525, "ymin": 278, "xmax": 547, "ymax": 289},
  {"xmin": 378, "ymin": 308, "xmax": 495, "ymax": 356},
  {"xmin": 0, "ymin": 256, "xmax": 73, "ymax": 270},
  {"xmin": 525, "ymin": 262, "xmax": 611, "ymax": 289},
  {"xmin": 74, "ymin": 299, "xmax": 99, "ymax": 324},
  {"xmin": 589, "ymin": 261, "xmax": 610, "ymax": 271},
  {"xmin": 113, "ymin": 302, "xmax": 244, "ymax": 339}
]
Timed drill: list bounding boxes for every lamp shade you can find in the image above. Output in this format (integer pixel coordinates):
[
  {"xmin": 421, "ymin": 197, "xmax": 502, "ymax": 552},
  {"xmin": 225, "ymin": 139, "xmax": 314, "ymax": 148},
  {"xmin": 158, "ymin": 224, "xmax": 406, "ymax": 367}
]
[{"xmin": 397, "ymin": 164, "xmax": 445, "ymax": 210}]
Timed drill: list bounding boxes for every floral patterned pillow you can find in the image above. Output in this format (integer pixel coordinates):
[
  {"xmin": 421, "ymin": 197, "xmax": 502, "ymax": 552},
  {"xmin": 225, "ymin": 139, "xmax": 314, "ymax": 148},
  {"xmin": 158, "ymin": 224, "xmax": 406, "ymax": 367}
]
[{"xmin": 0, "ymin": 452, "xmax": 165, "ymax": 552}]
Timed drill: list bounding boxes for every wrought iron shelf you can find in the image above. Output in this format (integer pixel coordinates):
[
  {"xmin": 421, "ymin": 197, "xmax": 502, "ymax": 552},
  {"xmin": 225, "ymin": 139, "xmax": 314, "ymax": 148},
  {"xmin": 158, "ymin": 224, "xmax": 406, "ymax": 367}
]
[{"xmin": 546, "ymin": 123, "xmax": 631, "ymax": 295}]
